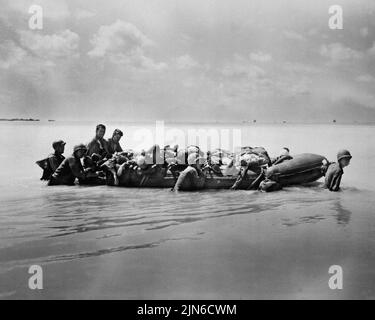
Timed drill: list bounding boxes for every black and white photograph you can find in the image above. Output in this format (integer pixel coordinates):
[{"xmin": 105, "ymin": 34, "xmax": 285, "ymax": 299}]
[{"xmin": 0, "ymin": 0, "xmax": 374, "ymax": 303}]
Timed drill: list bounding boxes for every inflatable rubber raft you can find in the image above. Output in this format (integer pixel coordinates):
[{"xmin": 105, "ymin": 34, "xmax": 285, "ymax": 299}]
[
  {"xmin": 116, "ymin": 153, "xmax": 327, "ymax": 190},
  {"xmin": 265, "ymin": 153, "xmax": 327, "ymax": 186}
]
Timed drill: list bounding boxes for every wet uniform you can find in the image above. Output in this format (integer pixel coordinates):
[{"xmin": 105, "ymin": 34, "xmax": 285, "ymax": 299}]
[
  {"xmin": 36, "ymin": 153, "xmax": 65, "ymax": 180},
  {"xmin": 48, "ymin": 156, "xmax": 86, "ymax": 185},
  {"xmin": 173, "ymin": 166, "xmax": 201, "ymax": 191},
  {"xmin": 106, "ymin": 138, "xmax": 123, "ymax": 156},
  {"xmin": 49, "ymin": 153, "xmax": 65, "ymax": 172},
  {"xmin": 86, "ymin": 138, "xmax": 109, "ymax": 159},
  {"xmin": 324, "ymin": 162, "xmax": 343, "ymax": 191}
]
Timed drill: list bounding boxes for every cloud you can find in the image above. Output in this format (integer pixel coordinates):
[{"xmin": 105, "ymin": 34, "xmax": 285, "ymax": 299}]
[
  {"xmin": 249, "ymin": 51, "xmax": 272, "ymax": 62},
  {"xmin": 74, "ymin": 8, "xmax": 96, "ymax": 20},
  {"xmin": 1, "ymin": 0, "xmax": 375, "ymax": 121},
  {"xmin": 282, "ymin": 62, "xmax": 321, "ymax": 75},
  {"xmin": 280, "ymin": 81, "xmax": 311, "ymax": 98},
  {"xmin": 19, "ymin": 29, "xmax": 80, "ymax": 60},
  {"xmin": 320, "ymin": 43, "xmax": 363, "ymax": 62},
  {"xmin": 88, "ymin": 20, "xmax": 166, "ymax": 70},
  {"xmin": 329, "ymin": 88, "xmax": 375, "ymax": 108},
  {"xmin": 283, "ymin": 30, "xmax": 306, "ymax": 41},
  {"xmin": 221, "ymin": 54, "xmax": 266, "ymax": 79},
  {"xmin": 137, "ymin": 56, "xmax": 168, "ymax": 71},
  {"xmin": 368, "ymin": 42, "xmax": 375, "ymax": 56},
  {"xmin": 8, "ymin": 0, "xmax": 70, "ymax": 20},
  {"xmin": 0, "ymin": 40, "xmax": 27, "ymax": 69},
  {"xmin": 88, "ymin": 20, "xmax": 152, "ymax": 57},
  {"xmin": 217, "ymin": 52, "xmax": 318, "ymax": 106},
  {"xmin": 356, "ymin": 74, "xmax": 375, "ymax": 83},
  {"xmin": 360, "ymin": 27, "xmax": 369, "ymax": 38},
  {"xmin": 307, "ymin": 28, "xmax": 318, "ymax": 36},
  {"xmin": 175, "ymin": 54, "xmax": 199, "ymax": 69}
]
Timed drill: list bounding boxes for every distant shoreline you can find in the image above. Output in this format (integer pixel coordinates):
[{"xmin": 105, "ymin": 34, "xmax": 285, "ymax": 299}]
[
  {"xmin": 1, "ymin": 118, "xmax": 375, "ymax": 125},
  {"xmin": 0, "ymin": 118, "xmax": 40, "ymax": 122}
]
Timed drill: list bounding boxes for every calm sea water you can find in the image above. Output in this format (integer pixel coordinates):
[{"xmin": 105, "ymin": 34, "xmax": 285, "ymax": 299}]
[{"xmin": 0, "ymin": 121, "xmax": 374, "ymax": 299}]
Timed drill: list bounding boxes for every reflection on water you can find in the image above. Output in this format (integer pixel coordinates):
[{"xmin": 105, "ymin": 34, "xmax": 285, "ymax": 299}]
[
  {"xmin": 333, "ymin": 200, "xmax": 352, "ymax": 226},
  {"xmin": 41, "ymin": 187, "xmax": 278, "ymax": 238},
  {"xmin": 0, "ymin": 181, "xmax": 356, "ymax": 270}
]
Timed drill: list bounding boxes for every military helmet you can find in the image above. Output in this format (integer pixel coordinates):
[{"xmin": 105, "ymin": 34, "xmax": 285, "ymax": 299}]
[
  {"xmin": 73, "ymin": 144, "xmax": 87, "ymax": 153},
  {"xmin": 337, "ymin": 149, "xmax": 352, "ymax": 162}
]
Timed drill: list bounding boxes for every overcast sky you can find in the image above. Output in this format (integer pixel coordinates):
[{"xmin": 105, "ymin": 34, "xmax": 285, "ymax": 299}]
[{"xmin": 1, "ymin": 0, "xmax": 375, "ymax": 122}]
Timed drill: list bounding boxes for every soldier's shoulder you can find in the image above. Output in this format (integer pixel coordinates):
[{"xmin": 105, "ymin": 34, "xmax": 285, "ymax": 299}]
[
  {"xmin": 87, "ymin": 138, "xmax": 97, "ymax": 146},
  {"xmin": 66, "ymin": 156, "xmax": 75, "ymax": 162},
  {"xmin": 328, "ymin": 162, "xmax": 343, "ymax": 174}
]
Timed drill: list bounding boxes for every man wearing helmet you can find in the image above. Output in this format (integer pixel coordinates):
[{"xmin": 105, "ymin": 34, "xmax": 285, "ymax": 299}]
[
  {"xmin": 36, "ymin": 140, "xmax": 66, "ymax": 181},
  {"xmin": 48, "ymin": 144, "xmax": 101, "ymax": 186},
  {"xmin": 324, "ymin": 149, "xmax": 352, "ymax": 192}
]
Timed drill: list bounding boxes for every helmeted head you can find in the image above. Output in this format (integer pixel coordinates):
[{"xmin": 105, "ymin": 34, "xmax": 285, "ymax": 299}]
[
  {"xmin": 136, "ymin": 155, "xmax": 147, "ymax": 168},
  {"xmin": 112, "ymin": 129, "xmax": 123, "ymax": 143},
  {"xmin": 241, "ymin": 146, "xmax": 253, "ymax": 154},
  {"xmin": 73, "ymin": 144, "xmax": 87, "ymax": 158},
  {"xmin": 95, "ymin": 124, "xmax": 106, "ymax": 139},
  {"xmin": 52, "ymin": 140, "xmax": 66, "ymax": 154},
  {"xmin": 337, "ymin": 149, "xmax": 352, "ymax": 167}
]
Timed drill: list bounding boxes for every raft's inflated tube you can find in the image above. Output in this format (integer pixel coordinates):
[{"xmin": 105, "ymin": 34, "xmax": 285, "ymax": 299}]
[{"xmin": 265, "ymin": 153, "xmax": 327, "ymax": 186}]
